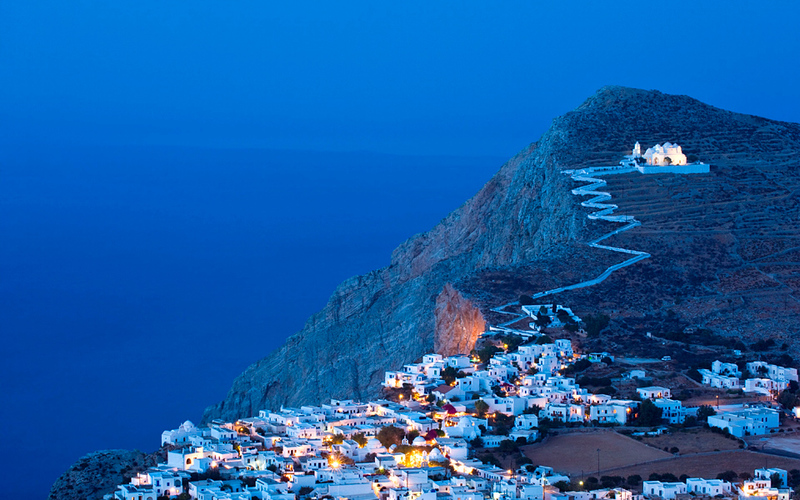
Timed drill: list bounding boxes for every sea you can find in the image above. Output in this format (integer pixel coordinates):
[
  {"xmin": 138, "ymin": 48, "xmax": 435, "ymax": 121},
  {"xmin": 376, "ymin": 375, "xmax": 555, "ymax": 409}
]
[{"xmin": 0, "ymin": 144, "xmax": 504, "ymax": 499}]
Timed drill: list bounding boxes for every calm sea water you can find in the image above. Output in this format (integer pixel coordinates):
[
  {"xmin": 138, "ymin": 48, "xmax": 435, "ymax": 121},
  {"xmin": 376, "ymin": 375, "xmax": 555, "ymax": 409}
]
[{"xmin": 0, "ymin": 145, "xmax": 503, "ymax": 499}]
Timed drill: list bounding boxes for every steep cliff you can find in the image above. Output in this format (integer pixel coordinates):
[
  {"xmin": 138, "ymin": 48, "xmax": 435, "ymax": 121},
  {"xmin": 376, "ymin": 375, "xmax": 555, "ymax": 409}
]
[
  {"xmin": 434, "ymin": 283, "xmax": 486, "ymax": 357},
  {"xmin": 203, "ymin": 85, "xmax": 800, "ymax": 423}
]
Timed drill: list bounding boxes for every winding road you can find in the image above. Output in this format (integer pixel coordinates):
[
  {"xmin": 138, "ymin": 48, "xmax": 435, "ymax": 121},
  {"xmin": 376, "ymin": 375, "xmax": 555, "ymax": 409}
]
[{"xmin": 491, "ymin": 166, "xmax": 650, "ymax": 329}]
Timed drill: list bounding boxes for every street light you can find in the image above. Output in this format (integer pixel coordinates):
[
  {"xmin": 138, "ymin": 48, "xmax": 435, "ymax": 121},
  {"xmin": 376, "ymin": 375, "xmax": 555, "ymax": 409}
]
[{"xmin": 596, "ymin": 448, "xmax": 600, "ymax": 477}]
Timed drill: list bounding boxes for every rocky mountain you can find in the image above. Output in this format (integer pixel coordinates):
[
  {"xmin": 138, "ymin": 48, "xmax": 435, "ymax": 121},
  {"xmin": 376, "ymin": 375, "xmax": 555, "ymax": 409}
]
[
  {"xmin": 203, "ymin": 86, "xmax": 800, "ymax": 423},
  {"xmin": 48, "ymin": 449, "xmax": 157, "ymax": 500}
]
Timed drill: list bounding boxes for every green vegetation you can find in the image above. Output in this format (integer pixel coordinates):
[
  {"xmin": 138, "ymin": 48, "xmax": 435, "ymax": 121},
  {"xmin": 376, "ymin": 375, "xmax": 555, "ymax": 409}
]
[
  {"xmin": 471, "ymin": 345, "xmax": 500, "ymax": 364},
  {"xmin": 352, "ymin": 433, "xmax": 367, "ymax": 447},
  {"xmin": 376, "ymin": 426, "xmax": 406, "ymax": 448},
  {"xmin": 635, "ymin": 399, "xmax": 663, "ymax": 427},
  {"xmin": 584, "ymin": 313, "xmax": 610, "ymax": 337},
  {"xmin": 696, "ymin": 405, "xmax": 716, "ymax": 423}
]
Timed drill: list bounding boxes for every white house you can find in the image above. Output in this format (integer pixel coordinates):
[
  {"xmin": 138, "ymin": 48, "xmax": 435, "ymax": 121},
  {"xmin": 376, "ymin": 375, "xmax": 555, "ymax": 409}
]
[
  {"xmin": 514, "ymin": 414, "xmax": 539, "ymax": 430},
  {"xmin": 707, "ymin": 407, "xmax": 779, "ymax": 437},
  {"xmin": 738, "ymin": 477, "xmax": 791, "ymax": 500},
  {"xmin": 744, "ymin": 377, "xmax": 787, "ymax": 395},
  {"xmin": 685, "ymin": 478, "xmax": 731, "ymax": 496},
  {"xmin": 114, "ymin": 484, "xmax": 156, "ymax": 500},
  {"xmin": 653, "ymin": 398, "xmax": 685, "ymax": 425},
  {"xmin": 755, "ymin": 468, "xmax": 788, "ymax": 488},
  {"xmin": 747, "ymin": 362, "xmax": 799, "ymax": 382},
  {"xmin": 130, "ymin": 471, "xmax": 185, "ymax": 498},
  {"xmin": 589, "ymin": 401, "xmax": 634, "ymax": 425},
  {"xmin": 637, "ymin": 386, "xmax": 671, "ymax": 400},
  {"xmin": 712, "ymin": 360, "xmax": 742, "ymax": 378},
  {"xmin": 624, "ymin": 369, "xmax": 646, "ymax": 380},
  {"xmin": 700, "ymin": 368, "xmax": 741, "ymax": 390},
  {"xmin": 643, "ymin": 481, "xmax": 687, "ymax": 499}
]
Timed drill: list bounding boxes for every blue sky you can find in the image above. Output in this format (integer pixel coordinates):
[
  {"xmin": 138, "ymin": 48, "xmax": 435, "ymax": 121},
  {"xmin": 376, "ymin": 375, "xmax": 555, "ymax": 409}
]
[{"xmin": 2, "ymin": 1, "xmax": 799, "ymax": 157}]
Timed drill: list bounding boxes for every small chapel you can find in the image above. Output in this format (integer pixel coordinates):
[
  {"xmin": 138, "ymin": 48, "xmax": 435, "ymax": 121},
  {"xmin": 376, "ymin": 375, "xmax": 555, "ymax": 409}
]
[{"xmin": 632, "ymin": 141, "xmax": 687, "ymax": 166}]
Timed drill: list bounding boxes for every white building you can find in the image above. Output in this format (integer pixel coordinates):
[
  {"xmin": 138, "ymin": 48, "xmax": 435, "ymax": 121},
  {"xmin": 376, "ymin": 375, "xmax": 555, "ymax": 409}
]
[
  {"xmin": 589, "ymin": 401, "xmax": 635, "ymax": 425},
  {"xmin": 642, "ymin": 481, "xmax": 686, "ymax": 499},
  {"xmin": 130, "ymin": 471, "xmax": 185, "ymax": 498},
  {"xmin": 161, "ymin": 420, "xmax": 205, "ymax": 446},
  {"xmin": 738, "ymin": 477, "xmax": 791, "ymax": 500},
  {"xmin": 114, "ymin": 484, "xmax": 156, "ymax": 500},
  {"xmin": 755, "ymin": 468, "xmax": 788, "ymax": 488},
  {"xmin": 744, "ymin": 377, "xmax": 787, "ymax": 395},
  {"xmin": 747, "ymin": 362, "xmax": 799, "ymax": 382},
  {"xmin": 643, "ymin": 142, "xmax": 687, "ymax": 166},
  {"xmin": 637, "ymin": 386, "xmax": 671, "ymax": 400},
  {"xmin": 700, "ymin": 368, "xmax": 740, "ymax": 390},
  {"xmin": 685, "ymin": 478, "xmax": 732, "ymax": 496},
  {"xmin": 712, "ymin": 360, "xmax": 742, "ymax": 378},
  {"xmin": 707, "ymin": 407, "xmax": 780, "ymax": 437},
  {"xmin": 653, "ymin": 398, "xmax": 685, "ymax": 425}
]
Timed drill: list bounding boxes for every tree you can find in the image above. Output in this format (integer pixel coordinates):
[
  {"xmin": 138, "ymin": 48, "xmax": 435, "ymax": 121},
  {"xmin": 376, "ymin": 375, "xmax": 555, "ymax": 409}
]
[
  {"xmin": 376, "ymin": 426, "xmax": 406, "ymax": 448},
  {"xmin": 469, "ymin": 436, "xmax": 484, "ymax": 448},
  {"xmin": 717, "ymin": 471, "xmax": 738, "ymax": 482},
  {"xmin": 553, "ymin": 481, "xmax": 570, "ymax": 491},
  {"xmin": 475, "ymin": 400, "xmax": 490, "ymax": 418},
  {"xmin": 472, "ymin": 345, "xmax": 500, "ymax": 364},
  {"xmin": 635, "ymin": 399, "xmax": 663, "ymax": 427},
  {"xmin": 519, "ymin": 294, "xmax": 535, "ymax": 305},
  {"xmin": 352, "ymin": 433, "xmax": 368, "ymax": 447},
  {"xmin": 697, "ymin": 405, "xmax": 716, "ymax": 423},
  {"xmin": 778, "ymin": 390, "xmax": 799, "ymax": 410},
  {"xmin": 442, "ymin": 366, "xmax": 459, "ymax": 385},
  {"xmin": 536, "ymin": 335, "xmax": 554, "ymax": 345},
  {"xmin": 584, "ymin": 313, "xmax": 610, "ymax": 337},
  {"xmin": 772, "ymin": 473, "xmax": 784, "ymax": 488},
  {"xmin": 627, "ymin": 475, "xmax": 642, "ymax": 486}
]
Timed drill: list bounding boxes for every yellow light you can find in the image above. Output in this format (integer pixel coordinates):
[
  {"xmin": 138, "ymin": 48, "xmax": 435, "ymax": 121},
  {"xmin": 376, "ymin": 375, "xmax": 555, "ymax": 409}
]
[{"xmin": 330, "ymin": 459, "xmax": 340, "ymax": 469}]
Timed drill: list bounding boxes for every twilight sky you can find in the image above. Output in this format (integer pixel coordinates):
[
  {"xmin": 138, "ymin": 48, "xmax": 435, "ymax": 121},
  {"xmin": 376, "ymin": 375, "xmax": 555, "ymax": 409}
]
[{"xmin": 2, "ymin": 1, "xmax": 799, "ymax": 157}]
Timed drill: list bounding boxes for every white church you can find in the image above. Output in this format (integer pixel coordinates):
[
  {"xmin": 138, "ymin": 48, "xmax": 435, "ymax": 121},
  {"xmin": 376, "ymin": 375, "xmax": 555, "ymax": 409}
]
[
  {"xmin": 633, "ymin": 141, "xmax": 687, "ymax": 166},
  {"xmin": 625, "ymin": 141, "xmax": 709, "ymax": 174}
]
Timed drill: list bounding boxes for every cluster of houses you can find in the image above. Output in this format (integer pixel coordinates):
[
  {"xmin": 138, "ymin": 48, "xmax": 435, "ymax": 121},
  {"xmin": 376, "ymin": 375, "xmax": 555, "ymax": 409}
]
[
  {"xmin": 700, "ymin": 360, "xmax": 798, "ymax": 395},
  {"xmin": 643, "ymin": 467, "xmax": 792, "ymax": 500},
  {"xmin": 107, "ymin": 334, "xmax": 791, "ymax": 500}
]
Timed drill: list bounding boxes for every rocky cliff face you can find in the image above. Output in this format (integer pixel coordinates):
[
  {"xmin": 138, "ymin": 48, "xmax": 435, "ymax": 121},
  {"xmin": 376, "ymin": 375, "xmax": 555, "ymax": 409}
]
[
  {"xmin": 203, "ymin": 85, "xmax": 800, "ymax": 423},
  {"xmin": 434, "ymin": 283, "xmax": 486, "ymax": 357},
  {"xmin": 49, "ymin": 449, "xmax": 157, "ymax": 500}
]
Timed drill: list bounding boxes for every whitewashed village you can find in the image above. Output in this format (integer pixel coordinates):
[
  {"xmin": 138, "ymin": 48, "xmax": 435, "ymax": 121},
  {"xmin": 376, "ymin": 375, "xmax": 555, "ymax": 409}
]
[
  {"xmin": 108, "ymin": 145, "xmax": 800, "ymax": 500},
  {"xmin": 108, "ymin": 303, "xmax": 800, "ymax": 500}
]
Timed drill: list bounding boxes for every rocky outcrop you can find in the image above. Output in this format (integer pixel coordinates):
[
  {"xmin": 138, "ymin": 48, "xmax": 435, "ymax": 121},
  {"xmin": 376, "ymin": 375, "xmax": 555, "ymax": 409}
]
[
  {"xmin": 48, "ymin": 449, "xmax": 156, "ymax": 500},
  {"xmin": 203, "ymin": 85, "xmax": 800, "ymax": 424},
  {"xmin": 434, "ymin": 283, "xmax": 486, "ymax": 356}
]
